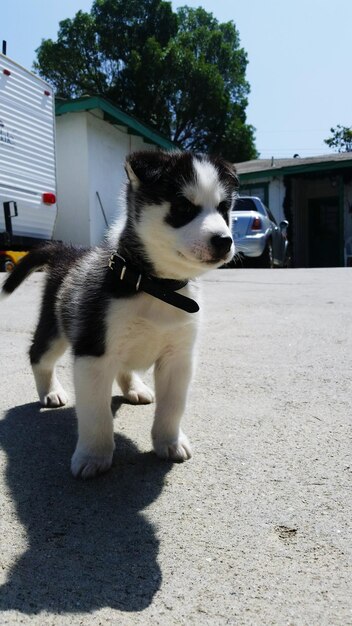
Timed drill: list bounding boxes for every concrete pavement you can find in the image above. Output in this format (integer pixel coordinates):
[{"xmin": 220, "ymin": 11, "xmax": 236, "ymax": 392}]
[{"xmin": 0, "ymin": 268, "xmax": 351, "ymax": 625}]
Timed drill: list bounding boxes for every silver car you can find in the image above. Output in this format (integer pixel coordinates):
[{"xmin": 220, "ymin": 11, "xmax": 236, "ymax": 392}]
[{"xmin": 230, "ymin": 196, "xmax": 289, "ymax": 267}]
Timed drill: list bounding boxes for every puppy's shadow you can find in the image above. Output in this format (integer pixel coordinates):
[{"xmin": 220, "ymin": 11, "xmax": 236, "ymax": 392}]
[{"xmin": 0, "ymin": 401, "xmax": 172, "ymax": 614}]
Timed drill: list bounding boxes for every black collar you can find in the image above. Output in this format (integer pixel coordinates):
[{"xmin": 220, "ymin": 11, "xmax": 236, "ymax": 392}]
[{"xmin": 107, "ymin": 252, "xmax": 199, "ymax": 313}]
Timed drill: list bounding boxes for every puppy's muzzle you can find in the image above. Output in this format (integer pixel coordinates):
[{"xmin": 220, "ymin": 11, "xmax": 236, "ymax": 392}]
[{"xmin": 210, "ymin": 234, "xmax": 233, "ymax": 258}]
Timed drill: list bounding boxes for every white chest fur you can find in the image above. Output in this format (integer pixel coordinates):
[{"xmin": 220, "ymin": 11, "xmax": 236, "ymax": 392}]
[{"xmin": 105, "ymin": 289, "xmax": 199, "ymax": 371}]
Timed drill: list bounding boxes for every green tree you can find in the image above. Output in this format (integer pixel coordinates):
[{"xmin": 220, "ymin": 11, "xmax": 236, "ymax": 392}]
[
  {"xmin": 35, "ymin": 0, "xmax": 257, "ymax": 161},
  {"xmin": 324, "ymin": 125, "xmax": 352, "ymax": 153}
]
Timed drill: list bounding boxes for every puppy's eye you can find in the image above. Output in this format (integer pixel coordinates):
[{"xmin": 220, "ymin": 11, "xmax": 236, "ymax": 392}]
[
  {"xmin": 166, "ymin": 197, "xmax": 201, "ymax": 228},
  {"xmin": 181, "ymin": 198, "xmax": 200, "ymax": 214}
]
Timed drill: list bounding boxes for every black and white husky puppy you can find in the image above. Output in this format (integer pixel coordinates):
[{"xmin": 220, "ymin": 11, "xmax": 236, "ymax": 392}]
[{"xmin": 1, "ymin": 150, "xmax": 237, "ymax": 478}]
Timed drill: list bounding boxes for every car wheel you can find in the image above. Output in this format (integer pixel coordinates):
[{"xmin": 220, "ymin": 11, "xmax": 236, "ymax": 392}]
[{"xmin": 260, "ymin": 241, "xmax": 274, "ymax": 268}]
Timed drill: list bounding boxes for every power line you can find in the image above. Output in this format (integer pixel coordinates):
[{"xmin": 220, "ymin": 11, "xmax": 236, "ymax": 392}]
[{"xmin": 258, "ymin": 129, "xmax": 329, "ymax": 133}]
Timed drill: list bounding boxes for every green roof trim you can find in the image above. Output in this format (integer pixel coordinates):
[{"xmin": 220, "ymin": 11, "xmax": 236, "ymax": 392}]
[
  {"xmin": 55, "ymin": 96, "xmax": 175, "ymax": 151},
  {"xmin": 239, "ymin": 158, "xmax": 352, "ymax": 182}
]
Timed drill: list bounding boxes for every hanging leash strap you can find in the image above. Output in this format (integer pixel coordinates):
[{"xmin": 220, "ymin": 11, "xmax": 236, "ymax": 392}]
[{"xmin": 108, "ymin": 252, "xmax": 199, "ymax": 313}]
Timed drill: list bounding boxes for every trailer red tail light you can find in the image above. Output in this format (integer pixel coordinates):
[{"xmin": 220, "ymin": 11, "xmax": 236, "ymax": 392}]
[
  {"xmin": 42, "ymin": 192, "xmax": 56, "ymax": 205},
  {"xmin": 251, "ymin": 216, "xmax": 262, "ymax": 230},
  {"xmin": 44, "ymin": 90, "xmax": 51, "ymax": 96},
  {"xmin": 3, "ymin": 69, "xmax": 11, "ymax": 76}
]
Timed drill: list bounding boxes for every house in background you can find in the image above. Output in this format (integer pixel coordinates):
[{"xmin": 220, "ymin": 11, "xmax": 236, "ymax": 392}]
[
  {"xmin": 54, "ymin": 96, "xmax": 175, "ymax": 247},
  {"xmin": 236, "ymin": 153, "xmax": 352, "ymax": 267}
]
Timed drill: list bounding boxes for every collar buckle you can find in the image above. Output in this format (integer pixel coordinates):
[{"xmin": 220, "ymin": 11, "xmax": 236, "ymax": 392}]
[
  {"xmin": 108, "ymin": 252, "xmax": 127, "ymax": 280},
  {"xmin": 108, "ymin": 253, "xmax": 116, "ymax": 270}
]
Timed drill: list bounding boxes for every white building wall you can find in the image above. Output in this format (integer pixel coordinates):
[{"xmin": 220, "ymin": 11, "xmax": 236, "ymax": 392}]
[
  {"xmin": 86, "ymin": 112, "xmax": 130, "ymax": 246},
  {"xmin": 130, "ymin": 134, "xmax": 151, "ymax": 151},
  {"xmin": 54, "ymin": 113, "xmax": 90, "ymax": 246},
  {"xmin": 56, "ymin": 110, "xmax": 157, "ymax": 247},
  {"xmin": 86, "ymin": 113, "xmax": 157, "ymax": 246}
]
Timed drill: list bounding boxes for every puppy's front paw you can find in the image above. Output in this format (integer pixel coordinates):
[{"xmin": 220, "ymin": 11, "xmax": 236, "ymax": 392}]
[
  {"xmin": 41, "ymin": 388, "xmax": 68, "ymax": 408},
  {"xmin": 153, "ymin": 431, "xmax": 192, "ymax": 462},
  {"xmin": 71, "ymin": 447, "xmax": 114, "ymax": 479}
]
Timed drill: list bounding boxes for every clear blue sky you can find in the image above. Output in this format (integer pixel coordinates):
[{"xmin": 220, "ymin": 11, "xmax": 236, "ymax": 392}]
[{"xmin": 2, "ymin": 0, "xmax": 351, "ymax": 160}]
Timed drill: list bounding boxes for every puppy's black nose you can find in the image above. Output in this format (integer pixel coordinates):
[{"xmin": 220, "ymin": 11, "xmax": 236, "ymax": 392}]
[{"xmin": 211, "ymin": 234, "xmax": 233, "ymax": 256}]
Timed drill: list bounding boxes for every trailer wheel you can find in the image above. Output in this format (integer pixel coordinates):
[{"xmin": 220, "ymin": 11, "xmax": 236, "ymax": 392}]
[{"xmin": 2, "ymin": 257, "xmax": 15, "ymax": 272}]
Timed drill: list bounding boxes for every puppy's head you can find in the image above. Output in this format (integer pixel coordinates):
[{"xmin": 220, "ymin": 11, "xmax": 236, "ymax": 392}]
[{"xmin": 125, "ymin": 150, "xmax": 238, "ymax": 279}]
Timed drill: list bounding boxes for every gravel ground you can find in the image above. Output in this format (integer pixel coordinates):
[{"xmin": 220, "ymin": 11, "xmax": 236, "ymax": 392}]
[{"xmin": 0, "ymin": 268, "xmax": 351, "ymax": 625}]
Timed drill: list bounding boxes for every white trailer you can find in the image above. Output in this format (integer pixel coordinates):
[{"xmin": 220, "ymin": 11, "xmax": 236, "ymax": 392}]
[{"xmin": 0, "ymin": 51, "xmax": 57, "ymax": 261}]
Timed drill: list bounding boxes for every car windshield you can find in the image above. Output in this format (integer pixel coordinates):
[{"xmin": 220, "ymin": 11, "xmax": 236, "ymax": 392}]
[{"xmin": 233, "ymin": 198, "xmax": 257, "ymax": 211}]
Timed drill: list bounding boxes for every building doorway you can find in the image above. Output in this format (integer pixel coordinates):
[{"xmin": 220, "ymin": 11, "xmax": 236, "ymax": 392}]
[{"xmin": 308, "ymin": 196, "xmax": 341, "ymax": 267}]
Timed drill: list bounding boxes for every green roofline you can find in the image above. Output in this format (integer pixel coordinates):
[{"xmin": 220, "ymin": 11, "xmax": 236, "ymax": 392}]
[
  {"xmin": 239, "ymin": 158, "xmax": 352, "ymax": 182},
  {"xmin": 55, "ymin": 96, "xmax": 175, "ymax": 151}
]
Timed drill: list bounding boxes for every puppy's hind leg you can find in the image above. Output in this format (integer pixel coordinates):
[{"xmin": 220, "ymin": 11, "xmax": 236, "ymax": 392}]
[
  {"xmin": 30, "ymin": 333, "xmax": 69, "ymax": 408},
  {"xmin": 117, "ymin": 371, "xmax": 154, "ymax": 405}
]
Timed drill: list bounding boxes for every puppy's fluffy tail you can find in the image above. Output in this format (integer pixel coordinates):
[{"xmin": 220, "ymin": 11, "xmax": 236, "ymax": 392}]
[{"xmin": 0, "ymin": 243, "xmax": 60, "ymax": 298}]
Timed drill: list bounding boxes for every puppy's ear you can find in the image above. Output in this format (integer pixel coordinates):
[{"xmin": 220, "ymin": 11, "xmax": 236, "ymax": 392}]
[
  {"xmin": 213, "ymin": 156, "xmax": 240, "ymax": 191},
  {"xmin": 125, "ymin": 161, "xmax": 140, "ymax": 189},
  {"xmin": 125, "ymin": 151, "xmax": 171, "ymax": 189}
]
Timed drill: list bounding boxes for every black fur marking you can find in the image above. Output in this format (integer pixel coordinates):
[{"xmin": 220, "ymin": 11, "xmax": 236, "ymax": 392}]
[
  {"xmin": 217, "ymin": 200, "xmax": 231, "ymax": 226},
  {"xmin": 58, "ymin": 252, "xmax": 111, "ymax": 359},
  {"xmin": 126, "ymin": 151, "xmax": 197, "ymax": 222},
  {"xmin": 118, "ymin": 223, "xmax": 156, "ymax": 276},
  {"xmin": 70, "ymin": 290, "xmax": 109, "ymax": 359},
  {"xmin": 126, "ymin": 150, "xmax": 172, "ymax": 185},
  {"xmin": 27, "ymin": 245, "xmax": 88, "ymax": 363},
  {"xmin": 165, "ymin": 197, "xmax": 202, "ymax": 228},
  {"xmin": 29, "ymin": 276, "xmax": 63, "ymax": 365}
]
